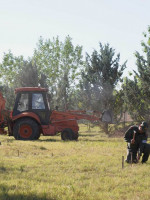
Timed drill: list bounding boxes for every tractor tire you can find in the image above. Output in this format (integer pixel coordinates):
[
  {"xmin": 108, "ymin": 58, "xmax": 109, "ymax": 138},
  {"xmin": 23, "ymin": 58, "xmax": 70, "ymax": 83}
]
[
  {"xmin": 13, "ymin": 118, "xmax": 39, "ymax": 140},
  {"xmin": 73, "ymin": 132, "xmax": 79, "ymax": 141},
  {"xmin": 34, "ymin": 132, "xmax": 41, "ymax": 140},
  {"xmin": 61, "ymin": 128, "xmax": 74, "ymax": 141}
]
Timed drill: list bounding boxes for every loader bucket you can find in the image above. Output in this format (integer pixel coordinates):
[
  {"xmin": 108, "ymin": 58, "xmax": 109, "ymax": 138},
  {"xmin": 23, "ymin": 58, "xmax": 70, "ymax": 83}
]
[{"xmin": 101, "ymin": 110, "xmax": 113, "ymax": 123}]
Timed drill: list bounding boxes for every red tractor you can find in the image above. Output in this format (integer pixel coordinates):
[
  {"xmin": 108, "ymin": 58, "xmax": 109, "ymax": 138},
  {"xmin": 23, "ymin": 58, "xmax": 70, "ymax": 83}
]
[{"xmin": 0, "ymin": 87, "xmax": 112, "ymax": 140}]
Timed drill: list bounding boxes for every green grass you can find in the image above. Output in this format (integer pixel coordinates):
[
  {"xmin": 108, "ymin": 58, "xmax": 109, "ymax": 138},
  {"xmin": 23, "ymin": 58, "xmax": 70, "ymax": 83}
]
[{"xmin": 0, "ymin": 124, "xmax": 150, "ymax": 200}]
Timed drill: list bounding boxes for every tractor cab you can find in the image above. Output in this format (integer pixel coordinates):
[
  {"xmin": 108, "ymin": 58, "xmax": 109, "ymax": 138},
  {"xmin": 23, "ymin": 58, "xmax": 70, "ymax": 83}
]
[{"xmin": 12, "ymin": 87, "xmax": 51, "ymax": 125}]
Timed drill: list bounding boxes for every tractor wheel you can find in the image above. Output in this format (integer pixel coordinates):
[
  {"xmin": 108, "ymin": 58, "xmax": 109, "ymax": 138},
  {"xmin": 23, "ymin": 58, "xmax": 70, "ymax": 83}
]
[
  {"xmin": 73, "ymin": 132, "xmax": 79, "ymax": 141},
  {"xmin": 34, "ymin": 133, "xmax": 41, "ymax": 140},
  {"xmin": 61, "ymin": 128, "xmax": 74, "ymax": 141},
  {"xmin": 13, "ymin": 118, "xmax": 39, "ymax": 140}
]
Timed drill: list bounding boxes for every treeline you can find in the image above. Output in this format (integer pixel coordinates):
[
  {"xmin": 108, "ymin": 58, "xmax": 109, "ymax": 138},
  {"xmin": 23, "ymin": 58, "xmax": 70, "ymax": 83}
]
[{"xmin": 0, "ymin": 26, "xmax": 150, "ymax": 125}]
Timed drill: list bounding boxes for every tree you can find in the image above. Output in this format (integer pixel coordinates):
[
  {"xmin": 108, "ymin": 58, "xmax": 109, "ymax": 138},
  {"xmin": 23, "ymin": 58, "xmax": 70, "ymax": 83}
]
[
  {"xmin": 80, "ymin": 43, "xmax": 126, "ymax": 112},
  {"xmin": 79, "ymin": 43, "xmax": 126, "ymax": 134},
  {"xmin": 0, "ymin": 51, "xmax": 24, "ymax": 86},
  {"xmin": 0, "ymin": 52, "xmax": 49, "ymax": 108},
  {"xmin": 123, "ymin": 26, "xmax": 150, "ymax": 123},
  {"xmin": 15, "ymin": 61, "xmax": 48, "ymax": 88},
  {"xmin": 0, "ymin": 85, "xmax": 15, "ymax": 110},
  {"xmin": 33, "ymin": 36, "xmax": 83, "ymax": 110},
  {"xmin": 122, "ymin": 77, "xmax": 145, "ymax": 122}
]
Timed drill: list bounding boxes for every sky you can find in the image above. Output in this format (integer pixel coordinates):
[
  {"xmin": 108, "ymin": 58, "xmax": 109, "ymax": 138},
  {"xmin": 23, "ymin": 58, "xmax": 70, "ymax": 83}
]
[{"xmin": 0, "ymin": 0, "xmax": 150, "ymax": 77}]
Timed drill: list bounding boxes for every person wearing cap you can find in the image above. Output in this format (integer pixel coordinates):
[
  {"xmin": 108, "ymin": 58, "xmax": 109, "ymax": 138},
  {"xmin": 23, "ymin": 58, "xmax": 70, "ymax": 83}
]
[{"xmin": 124, "ymin": 121, "xmax": 148, "ymax": 163}]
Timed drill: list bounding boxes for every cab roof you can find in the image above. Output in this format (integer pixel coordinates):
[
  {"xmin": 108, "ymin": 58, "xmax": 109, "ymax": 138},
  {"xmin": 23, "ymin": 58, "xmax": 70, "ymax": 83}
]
[{"xmin": 15, "ymin": 87, "xmax": 48, "ymax": 94}]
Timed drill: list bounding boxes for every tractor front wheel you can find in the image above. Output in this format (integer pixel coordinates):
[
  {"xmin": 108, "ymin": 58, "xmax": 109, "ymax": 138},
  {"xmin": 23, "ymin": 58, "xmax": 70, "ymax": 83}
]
[
  {"xmin": 61, "ymin": 128, "xmax": 73, "ymax": 141},
  {"xmin": 13, "ymin": 118, "xmax": 39, "ymax": 140},
  {"xmin": 73, "ymin": 132, "xmax": 79, "ymax": 140},
  {"xmin": 61, "ymin": 128, "xmax": 78, "ymax": 141}
]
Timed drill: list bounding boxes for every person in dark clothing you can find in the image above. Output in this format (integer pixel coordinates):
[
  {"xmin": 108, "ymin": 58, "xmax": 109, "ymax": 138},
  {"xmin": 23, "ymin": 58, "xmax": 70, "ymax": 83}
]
[
  {"xmin": 124, "ymin": 121, "xmax": 149, "ymax": 163},
  {"xmin": 138, "ymin": 139, "xmax": 150, "ymax": 163}
]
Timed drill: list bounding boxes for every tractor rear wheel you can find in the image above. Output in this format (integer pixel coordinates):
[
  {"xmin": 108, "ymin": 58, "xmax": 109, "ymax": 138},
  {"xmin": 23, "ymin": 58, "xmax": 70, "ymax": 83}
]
[
  {"xmin": 13, "ymin": 118, "xmax": 39, "ymax": 140},
  {"xmin": 34, "ymin": 132, "xmax": 41, "ymax": 140}
]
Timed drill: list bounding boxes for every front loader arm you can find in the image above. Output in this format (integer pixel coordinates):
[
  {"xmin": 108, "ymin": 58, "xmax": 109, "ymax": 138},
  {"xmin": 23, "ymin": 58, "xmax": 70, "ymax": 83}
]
[{"xmin": 50, "ymin": 110, "xmax": 101, "ymax": 123}]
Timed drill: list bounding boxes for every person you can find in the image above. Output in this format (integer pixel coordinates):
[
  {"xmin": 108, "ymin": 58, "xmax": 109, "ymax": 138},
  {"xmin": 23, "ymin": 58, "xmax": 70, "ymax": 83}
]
[
  {"xmin": 124, "ymin": 121, "xmax": 148, "ymax": 163},
  {"xmin": 138, "ymin": 137, "xmax": 150, "ymax": 163}
]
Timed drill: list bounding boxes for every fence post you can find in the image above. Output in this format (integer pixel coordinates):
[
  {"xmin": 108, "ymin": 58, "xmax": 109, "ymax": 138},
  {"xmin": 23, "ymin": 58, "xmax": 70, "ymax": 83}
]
[{"xmin": 122, "ymin": 156, "xmax": 124, "ymax": 169}]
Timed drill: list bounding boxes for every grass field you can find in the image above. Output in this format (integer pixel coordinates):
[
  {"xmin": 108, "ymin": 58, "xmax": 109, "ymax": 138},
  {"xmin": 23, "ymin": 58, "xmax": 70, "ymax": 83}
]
[{"xmin": 0, "ymin": 124, "xmax": 150, "ymax": 200}]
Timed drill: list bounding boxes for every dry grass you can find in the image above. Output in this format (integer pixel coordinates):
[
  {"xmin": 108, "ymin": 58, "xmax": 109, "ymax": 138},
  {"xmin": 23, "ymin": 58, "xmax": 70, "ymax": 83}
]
[{"xmin": 0, "ymin": 124, "xmax": 150, "ymax": 200}]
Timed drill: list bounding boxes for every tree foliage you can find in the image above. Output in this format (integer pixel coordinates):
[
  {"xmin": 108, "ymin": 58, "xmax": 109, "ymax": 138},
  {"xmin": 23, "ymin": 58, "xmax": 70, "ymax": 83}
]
[
  {"xmin": 122, "ymin": 77, "xmax": 146, "ymax": 122},
  {"xmin": 0, "ymin": 51, "xmax": 24, "ymax": 86},
  {"xmin": 0, "ymin": 53, "xmax": 48, "ymax": 108},
  {"xmin": 33, "ymin": 36, "xmax": 83, "ymax": 110},
  {"xmin": 80, "ymin": 43, "xmax": 126, "ymax": 112},
  {"xmin": 122, "ymin": 26, "xmax": 150, "ymax": 123}
]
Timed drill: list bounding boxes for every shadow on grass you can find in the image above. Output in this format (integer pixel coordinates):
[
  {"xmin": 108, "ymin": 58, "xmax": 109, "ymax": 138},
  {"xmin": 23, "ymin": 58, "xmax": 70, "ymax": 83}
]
[
  {"xmin": 0, "ymin": 184, "xmax": 56, "ymax": 200},
  {"xmin": 79, "ymin": 133, "xmax": 101, "ymax": 137},
  {"xmin": 0, "ymin": 166, "xmax": 7, "ymax": 172},
  {"xmin": 3, "ymin": 135, "xmax": 105, "ymax": 143},
  {"xmin": 38, "ymin": 138, "xmax": 60, "ymax": 142},
  {"xmin": 0, "ymin": 194, "xmax": 56, "ymax": 200},
  {"xmin": 38, "ymin": 136, "xmax": 106, "ymax": 142},
  {"xmin": 80, "ymin": 139, "xmax": 105, "ymax": 142}
]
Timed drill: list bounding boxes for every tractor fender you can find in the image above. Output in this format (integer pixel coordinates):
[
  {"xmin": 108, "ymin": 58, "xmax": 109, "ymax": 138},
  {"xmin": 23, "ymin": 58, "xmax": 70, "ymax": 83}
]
[{"xmin": 12, "ymin": 112, "xmax": 41, "ymax": 125}]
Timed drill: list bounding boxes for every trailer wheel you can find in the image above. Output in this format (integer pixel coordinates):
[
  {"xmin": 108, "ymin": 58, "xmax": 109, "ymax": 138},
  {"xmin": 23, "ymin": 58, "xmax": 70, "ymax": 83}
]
[
  {"xmin": 13, "ymin": 118, "xmax": 39, "ymax": 140},
  {"xmin": 61, "ymin": 128, "xmax": 74, "ymax": 141}
]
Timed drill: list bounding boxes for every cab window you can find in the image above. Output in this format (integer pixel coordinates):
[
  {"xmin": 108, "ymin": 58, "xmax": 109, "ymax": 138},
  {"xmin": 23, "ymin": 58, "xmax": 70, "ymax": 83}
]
[
  {"xmin": 17, "ymin": 93, "xmax": 29, "ymax": 112},
  {"xmin": 32, "ymin": 93, "xmax": 45, "ymax": 109}
]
